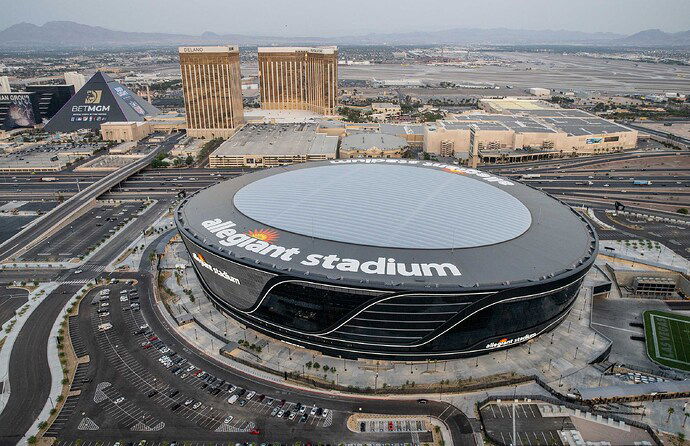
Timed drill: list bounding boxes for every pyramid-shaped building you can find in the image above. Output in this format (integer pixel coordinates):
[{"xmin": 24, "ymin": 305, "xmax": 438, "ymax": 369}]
[{"xmin": 44, "ymin": 71, "xmax": 160, "ymax": 133}]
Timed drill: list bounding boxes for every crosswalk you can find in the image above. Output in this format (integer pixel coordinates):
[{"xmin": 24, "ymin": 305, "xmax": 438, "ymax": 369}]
[
  {"xmin": 81, "ymin": 263, "xmax": 107, "ymax": 272},
  {"xmin": 61, "ymin": 279, "xmax": 91, "ymax": 285}
]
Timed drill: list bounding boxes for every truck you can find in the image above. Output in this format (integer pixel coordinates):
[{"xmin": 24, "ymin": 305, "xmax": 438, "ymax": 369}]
[
  {"xmin": 520, "ymin": 174, "xmax": 541, "ymax": 179},
  {"xmin": 632, "ymin": 180, "xmax": 652, "ymax": 186},
  {"xmin": 41, "ymin": 177, "xmax": 58, "ymax": 182},
  {"xmin": 227, "ymin": 394, "xmax": 239, "ymax": 405}
]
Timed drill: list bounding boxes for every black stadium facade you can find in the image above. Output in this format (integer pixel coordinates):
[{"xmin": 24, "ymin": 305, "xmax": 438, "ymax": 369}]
[{"xmin": 175, "ymin": 159, "xmax": 597, "ymax": 360}]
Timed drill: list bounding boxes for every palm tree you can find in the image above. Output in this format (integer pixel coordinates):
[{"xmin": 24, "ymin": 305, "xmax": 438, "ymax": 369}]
[{"xmin": 668, "ymin": 407, "xmax": 675, "ymax": 423}]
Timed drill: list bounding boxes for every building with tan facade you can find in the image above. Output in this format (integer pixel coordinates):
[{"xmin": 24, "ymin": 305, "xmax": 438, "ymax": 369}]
[
  {"xmin": 100, "ymin": 121, "xmax": 152, "ymax": 142},
  {"xmin": 425, "ymin": 108, "xmax": 637, "ymax": 166},
  {"xmin": 179, "ymin": 46, "xmax": 244, "ymax": 139},
  {"xmin": 340, "ymin": 132, "xmax": 408, "ymax": 159},
  {"xmin": 258, "ymin": 47, "xmax": 338, "ymax": 115},
  {"xmin": 209, "ymin": 123, "xmax": 337, "ymax": 168}
]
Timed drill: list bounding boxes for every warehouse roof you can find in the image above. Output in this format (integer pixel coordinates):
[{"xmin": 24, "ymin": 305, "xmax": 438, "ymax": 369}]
[
  {"xmin": 211, "ymin": 123, "xmax": 338, "ymax": 157},
  {"xmin": 341, "ymin": 132, "xmax": 408, "ymax": 151}
]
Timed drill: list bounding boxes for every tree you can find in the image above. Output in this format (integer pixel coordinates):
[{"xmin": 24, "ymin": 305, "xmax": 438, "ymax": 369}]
[
  {"xmin": 677, "ymin": 208, "xmax": 688, "ymax": 215},
  {"xmin": 668, "ymin": 406, "xmax": 675, "ymax": 422}
]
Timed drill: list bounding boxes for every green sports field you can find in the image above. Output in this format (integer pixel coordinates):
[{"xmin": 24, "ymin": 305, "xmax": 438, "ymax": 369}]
[{"xmin": 643, "ymin": 310, "xmax": 690, "ymax": 372}]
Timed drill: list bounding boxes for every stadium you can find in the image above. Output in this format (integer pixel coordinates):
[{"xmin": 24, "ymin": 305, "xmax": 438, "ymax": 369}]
[{"xmin": 175, "ymin": 159, "xmax": 598, "ymax": 360}]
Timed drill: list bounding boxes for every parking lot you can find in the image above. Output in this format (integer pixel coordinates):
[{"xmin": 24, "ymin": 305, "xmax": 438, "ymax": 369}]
[
  {"xmin": 480, "ymin": 403, "xmax": 573, "ymax": 446},
  {"xmin": 20, "ymin": 200, "xmax": 147, "ymax": 262},
  {"xmin": 45, "ymin": 280, "xmax": 416, "ymax": 444}
]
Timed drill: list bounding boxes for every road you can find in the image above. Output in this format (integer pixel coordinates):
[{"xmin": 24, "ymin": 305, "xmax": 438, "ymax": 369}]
[
  {"xmin": 0, "ymin": 132, "xmax": 184, "ymax": 262},
  {"xmin": 0, "ymin": 283, "xmax": 80, "ymax": 446}
]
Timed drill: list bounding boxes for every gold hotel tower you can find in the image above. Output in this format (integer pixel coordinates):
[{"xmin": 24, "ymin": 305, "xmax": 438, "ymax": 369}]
[
  {"xmin": 258, "ymin": 46, "xmax": 338, "ymax": 115},
  {"xmin": 179, "ymin": 45, "xmax": 244, "ymax": 139}
]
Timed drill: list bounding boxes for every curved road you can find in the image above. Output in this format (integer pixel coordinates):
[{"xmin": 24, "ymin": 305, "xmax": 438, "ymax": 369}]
[{"xmin": 0, "ymin": 283, "xmax": 80, "ymax": 445}]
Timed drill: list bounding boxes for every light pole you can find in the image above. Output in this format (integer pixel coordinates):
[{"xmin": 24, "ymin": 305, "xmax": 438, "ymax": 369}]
[{"xmin": 512, "ymin": 400, "xmax": 517, "ymax": 446}]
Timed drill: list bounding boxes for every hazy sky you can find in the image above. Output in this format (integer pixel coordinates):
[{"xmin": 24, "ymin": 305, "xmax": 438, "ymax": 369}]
[{"xmin": 3, "ymin": 0, "xmax": 690, "ymax": 36}]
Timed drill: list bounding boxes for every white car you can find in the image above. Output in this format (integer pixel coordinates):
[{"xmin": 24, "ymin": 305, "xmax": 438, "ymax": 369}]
[
  {"xmin": 223, "ymin": 415, "xmax": 234, "ymax": 424},
  {"xmin": 245, "ymin": 391, "xmax": 256, "ymax": 400},
  {"xmin": 184, "ymin": 399, "xmax": 194, "ymax": 406},
  {"xmin": 310, "ymin": 406, "xmax": 318, "ymax": 416},
  {"xmin": 193, "ymin": 401, "xmax": 202, "ymax": 409},
  {"xmin": 114, "ymin": 397, "xmax": 125, "ymax": 404},
  {"xmin": 322, "ymin": 408, "xmax": 329, "ymax": 418},
  {"xmin": 227, "ymin": 395, "xmax": 239, "ymax": 405}
]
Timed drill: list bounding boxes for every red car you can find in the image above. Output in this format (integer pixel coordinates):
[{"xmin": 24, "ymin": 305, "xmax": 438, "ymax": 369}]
[
  {"xmin": 388, "ymin": 421, "xmax": 394, "ymax": 431},
  {"xmin": 148, "ymin": 336, "xmax": 158, "ymax": 341},
  {"xmin": 250, "ymin": 428, "xmax": 260, "ymax": 435},
  {"xmin": 142, "ymin": 343, "xmax": 152, "ymax": 349},
  {"xmin": 193, "ymin": 369, "xmax": 203, "ymax": 376}
]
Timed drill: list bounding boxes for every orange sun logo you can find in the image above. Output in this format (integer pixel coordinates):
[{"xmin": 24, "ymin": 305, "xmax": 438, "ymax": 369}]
[
  {"xmin": 498, "ymin": 338, "xmax": 509, "ymax": 344},
  {"xmin": 247, "ymin": 228, "xmax": 279, "ymax": 243},
  {"xmin": 443, "ymin": 168, "xmax": 465, "ymax": 176},
  {"xmin": 196, "ymin": 253, "xmax": 206, "ymax": 263}
]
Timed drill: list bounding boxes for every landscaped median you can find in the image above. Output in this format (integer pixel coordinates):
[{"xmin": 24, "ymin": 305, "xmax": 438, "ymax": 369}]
[{"xmin": 643, "ymin": 310, "xmax": 690, "ymax": 372}]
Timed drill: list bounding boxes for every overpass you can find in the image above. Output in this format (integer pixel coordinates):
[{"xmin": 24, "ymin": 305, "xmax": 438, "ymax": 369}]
[{"xmin": 0, "ymin": 132, "xmax": 184, "ymax": 262}]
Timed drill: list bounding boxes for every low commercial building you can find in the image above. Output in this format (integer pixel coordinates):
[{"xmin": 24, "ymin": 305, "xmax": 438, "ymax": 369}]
[
  {"xmin": 528, "ymin": 87, "xmax": 551, "ymax": 97},
  {"xmin": 424, "ymin": 105, "xmax": 637, "ymax": 164},
  {"xmin": 339, "ymin": 132, "xmax": 408, "ymax": 159},
  {"xmin": 370, "ymin": 102, "xmax": 401, "ymax": 121},
  {"xmin": 209, "ymin": 123, "xmax": 338, "ymax": 168},
  {"xmin": 146, "ymin": 111, "xmax": 187, "ymax": 133},
  {"xmin": 100, "ymin": 121, "xmax": 152, "ymax": 142}
]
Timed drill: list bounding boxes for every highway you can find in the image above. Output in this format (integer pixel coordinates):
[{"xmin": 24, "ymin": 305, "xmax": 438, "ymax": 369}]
[{"xmin": 0, "ymin": 133, "xmax": 184, "ymax": 261}]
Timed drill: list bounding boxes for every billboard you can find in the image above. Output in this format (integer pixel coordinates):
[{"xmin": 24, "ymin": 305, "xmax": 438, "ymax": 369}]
[
  {"xmin": 0, "ymin": 93, "xmax": 37, "ymax": 130},
  {"xmin": 585, "ymin": 137, "xmax": 603, "ymax": 144}
]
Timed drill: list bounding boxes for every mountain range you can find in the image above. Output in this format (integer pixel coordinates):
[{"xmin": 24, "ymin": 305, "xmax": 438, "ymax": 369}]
[{"xmin": 0, "ymin": 21, "xmax": 688, "ymax": 48}]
